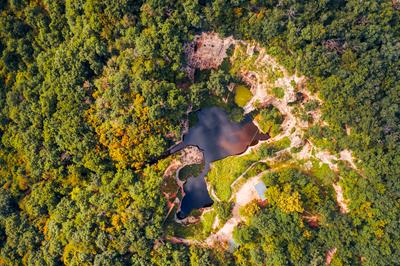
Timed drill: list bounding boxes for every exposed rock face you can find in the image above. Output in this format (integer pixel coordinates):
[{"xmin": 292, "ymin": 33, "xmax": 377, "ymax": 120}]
[
  {"xmin": 326, "ymin": 247, "xmax": 337, "ymax": 265},
  {"xmin": 180, "ymin": 145, "xmax": 204, "ymax": 165},
  {"xmin": 184, "ymin": 32, "xmax": 235, "ymax": 80},
  {"xmin": 164, "ymin": 145, "xmax": 204, "ymax": 178},
  {"xmin": 333, "ymin": 183, "xmax": 349, "ymax": 214},
  {"xmin": 164, "ymin": 32, "xmax": 363, "ymax": 249},
  {"xmin": 290, "ymin": 134, "xmax": 303, "ymax": 148},
  {"xmin": 285, "ymin": 90, "xmax": 297, "ymax": 103}
]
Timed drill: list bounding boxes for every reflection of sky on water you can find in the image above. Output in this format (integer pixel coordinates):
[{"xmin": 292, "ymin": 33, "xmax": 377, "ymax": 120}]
[
  {"xmin": 174, "ymin": 107, "xmax": 267, "ymax": 217},
  {"xmin": 177, "ymin": 107, "xmax": 258, "ymax": 163}
]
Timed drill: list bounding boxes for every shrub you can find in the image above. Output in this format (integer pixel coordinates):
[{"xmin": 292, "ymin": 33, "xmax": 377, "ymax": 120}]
[
  {"xmin": 271, "ymin": 87, "xmax": 285, "ymax": 99},
  {"xmin": 179, "ymin": 163, "xmax": 204, "ymax": 181},
  {"xmin": 255, "ymin": 105, "xmax": 284, "ymax": 136},
  {"xmin": 215, "ymin": 201, "xmax": 233, "ymax": 223},
  {"xmin": 304, "ymin": 100, "xmax": 319, "ymax": 112}
]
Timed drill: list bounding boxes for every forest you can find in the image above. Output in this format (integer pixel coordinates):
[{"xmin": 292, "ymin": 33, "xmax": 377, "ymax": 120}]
[{"xmin": 0, "ymin": 0, "xmax": 399, "ymax": 265}]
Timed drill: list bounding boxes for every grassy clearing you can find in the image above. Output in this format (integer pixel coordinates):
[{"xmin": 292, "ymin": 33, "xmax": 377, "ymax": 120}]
[
  {"xmin": 231, "ymin": 177, "xmax": 248, "ymax": 196},
  {"xmin": 242, "ymin": 162, "xmax": 269, "ymax": 179},
  {"xmin": 201, "ymin": 210, "xmax": 217, "ymax": 236},
  {"xmin": 308, "ymin": 158, "xmax": 337, "ymax": 186},
  {"xmin": 206, "ymin": 152, "xmax": 260, "ymax": 201},
  {"xmin": 234, "ymin": 85, "xmax": 253, "ymax": 107},
  {"xmin": 207, "ymin": 136, "xmax": 291, "ymax": 201}
]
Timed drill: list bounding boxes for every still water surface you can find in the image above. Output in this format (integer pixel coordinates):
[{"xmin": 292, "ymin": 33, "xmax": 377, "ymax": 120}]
[{"xmin": 171, "ymin": 107, "xmax": 268, "ymax": 218}]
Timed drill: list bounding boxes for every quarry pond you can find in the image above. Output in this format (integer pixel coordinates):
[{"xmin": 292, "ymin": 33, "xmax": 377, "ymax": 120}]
[{"xmin": 171, "ymin": 107, "xmax": 268, "ymax": 218}]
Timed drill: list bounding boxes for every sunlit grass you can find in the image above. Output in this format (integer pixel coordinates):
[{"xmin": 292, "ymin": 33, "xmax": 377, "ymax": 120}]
[
  {"xmin": 201, "ymin": 210, "xmax": 217, "ymax": 236},
  {"xmin": 206, "ymin": 153, "xmax": 260, "ymax": 201},
  {"xmin": 234, "ymin": 85, "xmax": 253, "ymax": 107}
]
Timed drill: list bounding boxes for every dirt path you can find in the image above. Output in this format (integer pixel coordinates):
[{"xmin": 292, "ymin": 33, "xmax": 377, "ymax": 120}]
[
  {"xmin": 206, "ymin": 171, "xmax": 267, "ymax": 246},
  {"xmin": 229, "ymin": 161, "xmax": 261, "ymax": 191},
  {"xmin": 228, "ymin": 36, "xmax": 362, "ymax": 217},
  {"xmin": 164, "ymin": 32, "xmax": 365, "ymax": 248}
]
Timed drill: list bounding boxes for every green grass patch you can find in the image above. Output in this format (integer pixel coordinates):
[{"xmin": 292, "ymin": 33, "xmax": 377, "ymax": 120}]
[
  {"xmin": 290, "ymin": 146, "xmax": 303, "ymax": 153},
  {"xmin": 206, "ymin": 153, "xmax": 260, "ymax": 201},
  {"xmin": 201, "ymin": 210, "xmax": 217, "ymax": 236},
  {"xmin": 234, "ymin": 85, "xmax": 253, "ymax": 107},
  {"xmin": 206, "ymin": 136, "xmax": 292, "ymax": 201},
  {"xmin": 215, "ymin": 201, "xmax": 233, "ymax": 224},
  {"xmin": 231, "ymin": 177, "xmax": 247, "ymax": 195}
]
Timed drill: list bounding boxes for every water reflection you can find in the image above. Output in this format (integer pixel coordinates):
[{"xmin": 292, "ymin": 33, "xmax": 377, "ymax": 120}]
[{"xmin": 171, "ymin": 107, "xmax": 268, "ymax": 218}]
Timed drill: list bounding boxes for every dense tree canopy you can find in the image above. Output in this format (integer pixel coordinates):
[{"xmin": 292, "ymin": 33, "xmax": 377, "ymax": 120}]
[{"xmin": 0, "ymin": 0, "xmax": 399, "ymax": 265}]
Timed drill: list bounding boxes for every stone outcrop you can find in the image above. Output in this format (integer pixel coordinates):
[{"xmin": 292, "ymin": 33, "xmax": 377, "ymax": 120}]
[{"xmin": 184, "ymin": 32, "xmax": 235, "ymax": 80}]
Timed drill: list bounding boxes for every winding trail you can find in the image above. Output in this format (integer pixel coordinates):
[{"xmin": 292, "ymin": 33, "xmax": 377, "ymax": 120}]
[
  {"xmin": 206, "ymin": 171, "xmax": 268, "ymax": 246},
  {"xmin": 164, "ymin": 32, "xmax": 364, "ymax": 248}
]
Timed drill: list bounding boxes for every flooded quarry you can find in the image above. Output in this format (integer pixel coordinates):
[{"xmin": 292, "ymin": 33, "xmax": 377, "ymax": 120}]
[{"xmin": 171, "ymin": 107, "xmax": 268, "ymax": 218}]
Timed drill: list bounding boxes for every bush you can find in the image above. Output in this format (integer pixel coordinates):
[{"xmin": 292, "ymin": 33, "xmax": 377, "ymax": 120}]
[
  {"xmin": 304, "ymin": 100, "xmax": 319, "ymax": 112},
  {"xmin": 239, "ymin": 200, "xmax": 261, "ymax": 221},
  {"xmin": 215, "ymin": 201, "xmax": 233, "ymax": 223},
  {"xmin": 179, "ymin": 164, "xmax": 204, "ymax": 181},
  {"xmin": 257, "ymin": 137, "xmax": 291, "ymax": 158},
  {"xmin": 271, "ymin": 87, "xmax": 285, "ymax": 99},
  {"xmin": 233, "ymin": 224, "xmax": 258, "ymax": 245},
  {"xmin": 255, "ymin": 105, "xmax": 284, "ymax": 136}
]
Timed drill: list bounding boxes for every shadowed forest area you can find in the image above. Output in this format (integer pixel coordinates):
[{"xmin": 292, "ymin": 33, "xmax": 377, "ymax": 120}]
[{"xmin": 0, "ymin": 1, "xmax": 399, "ymax": 265}]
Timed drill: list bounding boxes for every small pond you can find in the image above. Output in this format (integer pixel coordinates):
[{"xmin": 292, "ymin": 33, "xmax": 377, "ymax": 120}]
[{"xmin": 171, "ymin": 107, "xmax": 269, "ymax": 218}]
